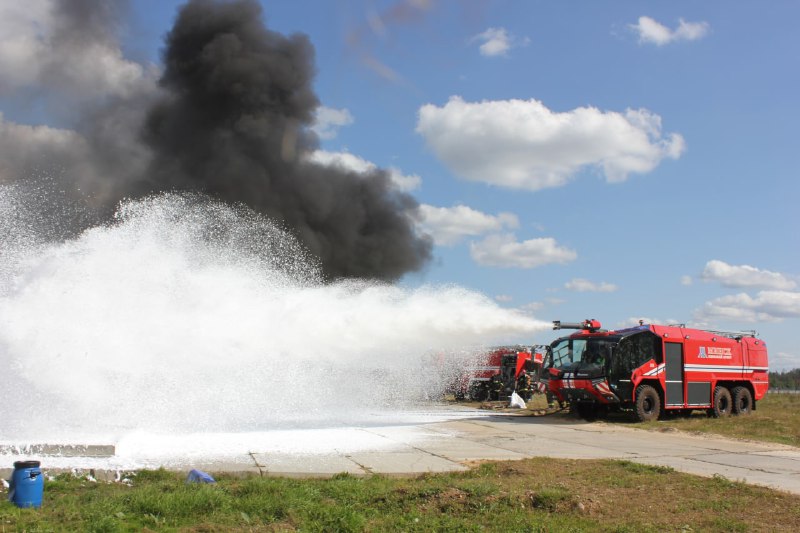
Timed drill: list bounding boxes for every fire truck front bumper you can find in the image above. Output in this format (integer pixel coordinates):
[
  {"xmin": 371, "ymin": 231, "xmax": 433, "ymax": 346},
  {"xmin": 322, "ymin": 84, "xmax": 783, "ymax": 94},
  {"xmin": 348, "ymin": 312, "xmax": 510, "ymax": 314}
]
[{"xmin": 560, "ymin": 377, "xmax": 620, "ymax": 405}]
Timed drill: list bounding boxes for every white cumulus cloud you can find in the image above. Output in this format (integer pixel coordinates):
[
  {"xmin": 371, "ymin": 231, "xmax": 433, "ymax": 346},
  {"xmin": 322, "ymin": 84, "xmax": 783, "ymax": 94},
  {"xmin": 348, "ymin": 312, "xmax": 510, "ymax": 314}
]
[
  {"xmin": 519, "ymin": 301, "xmax": 545, "ymax": 313},
  {"xmin": 564, "ymin": 278, "xmax": 618, "ymax": 293},
  {"xmin": 0, "ymin": 113, "xmax": 89, "ymax": 181},
  {"xmin": 695, "ymin": 290, "xmax": 800, "ymax": 323},
  {"xmin": 772, "ymin": 352, "xmax": 800, "ymax": 372},
  {"xmin": 700, "ymin": 260, "xmax": 796, "ymax": 290},
  {"xmin": 305, "ymin": 150, "xmax": 421, "ymax": 192},
  {"xmin": 520, "ymin": 298, "xmax": 563, "ymax": 315},
  {"xmin": 471, "ymin": 27, "xmax": 528, "ymax": 57},
  {"xmin": 0, "ymin": 113, "xmax": 84, "ymax": 157},
  {"xmin": 416, "ymin": 97, "xmax": 685, "ymax": 191},
  {"xmin": 311, "ymin": 106, "xmax": 354, "ymax": 140},
  {"xmin": 470, "ymin": 233, "xmax": 576, "ymax": 268},
  {"xmin": 630, "ymin": 16, "xmax": 710, "ymax": 46},
  {"xmin": 417, "ymin": 204, "xmax": 518, "ymax": 246}
]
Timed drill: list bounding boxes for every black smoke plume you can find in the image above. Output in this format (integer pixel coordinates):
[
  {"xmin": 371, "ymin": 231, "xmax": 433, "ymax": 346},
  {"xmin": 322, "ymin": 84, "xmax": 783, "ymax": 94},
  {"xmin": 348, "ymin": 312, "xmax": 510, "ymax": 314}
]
[
  {"xmin": 0, "ymin": 0, "xmax": 431, "ymax": 282},
  {"xmin": 137, "ymin": 0, "xmax": 431, "ymax": 281}
]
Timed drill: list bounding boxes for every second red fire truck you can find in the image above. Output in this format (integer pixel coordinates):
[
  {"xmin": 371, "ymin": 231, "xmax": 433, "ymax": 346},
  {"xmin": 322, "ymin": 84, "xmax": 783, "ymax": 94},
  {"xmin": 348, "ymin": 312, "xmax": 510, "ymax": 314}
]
[
  {"xmin": 543, "ymin": 319, "xmax": 769, "ymax": 421},
  {"xmin": 457, "ymin": 346, "xmax": 548, "ymax": 402}
]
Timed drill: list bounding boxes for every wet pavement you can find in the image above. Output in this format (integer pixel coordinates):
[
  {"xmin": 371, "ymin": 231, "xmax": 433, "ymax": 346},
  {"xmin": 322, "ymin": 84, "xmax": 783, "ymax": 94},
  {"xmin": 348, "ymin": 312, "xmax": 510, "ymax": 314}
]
[
  {"xmin": 3, "ymin": 408, "xmax": 800, "ymax": 495},
  {"xmin": 238, "ymin": 414, "xmax": 800, "ymax": 495}
]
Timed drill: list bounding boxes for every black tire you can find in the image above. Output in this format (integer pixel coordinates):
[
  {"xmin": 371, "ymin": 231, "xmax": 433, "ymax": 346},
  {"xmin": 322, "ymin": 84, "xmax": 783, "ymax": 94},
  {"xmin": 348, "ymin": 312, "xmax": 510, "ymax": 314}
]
[
  {"xmin": 634, "ymin": 384, "xmax": 661, "ymax": 422},
  {"xmin": 710, "ymin": 386, "xmax": 732, "ymax": 418},
  {"xmin": 731, "ymin": 386, "xmax": 753, "ymax": 415},
  {"xmin": 469, "ymin": 383, "xmax": 488, "ymax": 402},
  {"xmin": 576, "ymin": 402, "xmax": 598, "ymax": 421}
]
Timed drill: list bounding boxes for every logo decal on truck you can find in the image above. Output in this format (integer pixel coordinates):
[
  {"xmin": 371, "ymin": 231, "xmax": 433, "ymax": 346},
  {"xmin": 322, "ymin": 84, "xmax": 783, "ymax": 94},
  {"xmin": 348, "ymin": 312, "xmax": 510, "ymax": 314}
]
[
  {"xmin": 699, "ymin": 346, "xmax": 732, "ymax": 359},
  {"xmin": 697, "ymin": 346, "xmax": 733, "ymax": 359}
]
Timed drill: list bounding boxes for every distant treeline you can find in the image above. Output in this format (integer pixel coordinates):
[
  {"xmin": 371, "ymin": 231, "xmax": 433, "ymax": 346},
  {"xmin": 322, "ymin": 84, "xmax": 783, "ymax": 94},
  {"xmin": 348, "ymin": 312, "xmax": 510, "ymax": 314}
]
[{"xmin": 769, "ymin": 368, "xmax": 800, "ymax": 390}]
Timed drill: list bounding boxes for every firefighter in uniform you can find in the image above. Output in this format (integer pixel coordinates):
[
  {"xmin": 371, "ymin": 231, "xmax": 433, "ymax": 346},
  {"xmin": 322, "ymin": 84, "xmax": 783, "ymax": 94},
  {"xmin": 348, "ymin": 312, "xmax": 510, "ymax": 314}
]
[
  {"xmin": 489, "ymin": 374, "xmax": 503, "ymax": 401},
  {"xmin": 516, "ymin": 370, "xmax": 533, "ymax": 401}
]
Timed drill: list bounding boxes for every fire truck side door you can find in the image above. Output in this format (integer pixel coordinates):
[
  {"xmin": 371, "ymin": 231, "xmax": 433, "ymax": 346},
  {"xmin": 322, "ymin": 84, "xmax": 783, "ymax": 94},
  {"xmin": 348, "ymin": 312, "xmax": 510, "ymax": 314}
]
[
  {"xmin": 664, "ymin": 342, "xmax": 684, "ymax": 406},
  {"xmin": 741, "ymin": 341, "xmax": 749, "ymax": 378}
]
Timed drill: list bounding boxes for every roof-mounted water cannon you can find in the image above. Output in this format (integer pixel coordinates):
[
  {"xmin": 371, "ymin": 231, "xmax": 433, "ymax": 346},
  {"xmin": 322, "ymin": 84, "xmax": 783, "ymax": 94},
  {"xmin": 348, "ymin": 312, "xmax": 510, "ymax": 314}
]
[{"xmin": 552, "ymin": 319, "xmax": 604, "ymax": 332}]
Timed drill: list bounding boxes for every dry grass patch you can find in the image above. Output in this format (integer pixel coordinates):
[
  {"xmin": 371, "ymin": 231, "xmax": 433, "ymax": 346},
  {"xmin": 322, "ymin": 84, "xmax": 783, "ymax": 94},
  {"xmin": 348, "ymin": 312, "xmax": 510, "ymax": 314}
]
[
  {"xmin": 486, "ymin": 458, "xmax": 800, "ymax": 532},
  {"xmin": 640, "ymin": 392, "xmax": 800, "ymax": 447}
]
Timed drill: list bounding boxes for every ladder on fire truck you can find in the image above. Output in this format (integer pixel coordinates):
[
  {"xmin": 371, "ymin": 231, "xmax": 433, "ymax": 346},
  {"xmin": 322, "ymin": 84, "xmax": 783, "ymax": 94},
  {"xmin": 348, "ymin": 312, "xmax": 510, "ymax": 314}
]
[{"xmin": 668, "ymin": 324, "xmax": 757, "ymax": 340}]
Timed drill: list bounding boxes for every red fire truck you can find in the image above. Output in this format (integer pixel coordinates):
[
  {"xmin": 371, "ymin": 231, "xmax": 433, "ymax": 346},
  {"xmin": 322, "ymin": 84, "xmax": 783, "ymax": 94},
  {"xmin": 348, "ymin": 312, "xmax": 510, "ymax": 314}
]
[
  {"xmin": 544, "ymin": 319, "xmax": 769, "ymax": 422},
  {"xmin": 457, "ymin": 346, "xmax": 545, "ymax": 402}
]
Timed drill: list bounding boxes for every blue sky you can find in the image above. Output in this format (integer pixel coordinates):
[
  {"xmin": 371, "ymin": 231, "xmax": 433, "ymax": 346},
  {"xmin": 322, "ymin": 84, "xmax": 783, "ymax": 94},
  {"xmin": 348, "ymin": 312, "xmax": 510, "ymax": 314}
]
[{"xmin": 1, "ymin": 0, "xmax": 798, "ymax": 370}]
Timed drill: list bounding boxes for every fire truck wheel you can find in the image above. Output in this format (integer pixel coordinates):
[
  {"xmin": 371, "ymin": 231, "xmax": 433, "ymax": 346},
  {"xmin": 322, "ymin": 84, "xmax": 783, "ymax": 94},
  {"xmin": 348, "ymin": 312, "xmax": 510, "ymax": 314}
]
[
  {"xmin": 575, "ymin": 402, "xmax": 598, "ymax": 421},
  {"xmin": 710, "ymin": 386, "xmax": 732, "ymax": 418},
  {"xmin": 634, "ymin": 384, "xmax": 661, "ymax": 422},
  {"xmin": 469, "ymin": 384, "xmax": 488, "ymax": 402},
  {"xmin": 731, "ymin": 386, "xmax": 753, "ymax": 415}
]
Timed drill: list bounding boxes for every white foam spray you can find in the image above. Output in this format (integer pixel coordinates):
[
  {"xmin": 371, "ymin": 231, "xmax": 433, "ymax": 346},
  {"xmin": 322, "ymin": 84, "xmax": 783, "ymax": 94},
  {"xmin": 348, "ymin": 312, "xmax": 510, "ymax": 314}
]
[{"xmin": 0, "ymin": 186, "xmax": 550, "ymax": 446}]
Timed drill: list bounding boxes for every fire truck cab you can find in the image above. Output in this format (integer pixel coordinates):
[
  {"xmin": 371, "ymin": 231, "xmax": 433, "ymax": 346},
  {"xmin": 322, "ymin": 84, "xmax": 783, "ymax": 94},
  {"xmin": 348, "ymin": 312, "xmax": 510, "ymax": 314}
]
[{"xmin": 544, "ymin": 320, "xmax": 769, "ymax": 422}]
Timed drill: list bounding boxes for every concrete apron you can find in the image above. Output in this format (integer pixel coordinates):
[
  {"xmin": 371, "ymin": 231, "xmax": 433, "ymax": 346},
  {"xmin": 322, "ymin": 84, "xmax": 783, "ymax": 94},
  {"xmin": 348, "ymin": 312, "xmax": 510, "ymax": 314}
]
[{"xmin": 2, "ymin": 413, "xmax": 799, "ymax": 496}]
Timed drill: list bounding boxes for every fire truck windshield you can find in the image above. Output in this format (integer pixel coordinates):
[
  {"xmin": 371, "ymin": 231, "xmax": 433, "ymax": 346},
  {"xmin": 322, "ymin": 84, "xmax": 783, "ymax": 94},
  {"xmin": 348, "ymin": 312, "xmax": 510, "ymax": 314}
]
[
  {"xmin": 550, "ymin": 338, "xmax": 585, "ymax": 367},
  {"xmin": 549, "ymin": 336, "xmax": 621, "ymax": 370}
]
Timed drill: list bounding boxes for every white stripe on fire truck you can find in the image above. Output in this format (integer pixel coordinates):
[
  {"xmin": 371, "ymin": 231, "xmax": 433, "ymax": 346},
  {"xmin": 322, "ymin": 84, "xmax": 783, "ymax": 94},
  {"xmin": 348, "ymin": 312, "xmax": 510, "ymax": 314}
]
[
  {"xmin": 643, "ymin": 364, "xmax": 665, "ymax": 377},
  {"xmin": 594, "ymin": 381, "xmax": 612, "ymax": 395},
  {"xmin": 685, "ymin": 364, "xmax": 769, "ymax": 373},
  {"xmin": 469, "ymin": 366, "xmax": 501, "ymax": 371}
]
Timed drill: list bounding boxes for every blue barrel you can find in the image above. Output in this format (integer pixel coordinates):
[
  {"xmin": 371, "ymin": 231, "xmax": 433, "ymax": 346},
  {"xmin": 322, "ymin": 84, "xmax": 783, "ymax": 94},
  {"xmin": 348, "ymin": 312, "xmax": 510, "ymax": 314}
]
[{"xmin": 9, "ymin": 460, "xmax": 44, "ymax": 508}]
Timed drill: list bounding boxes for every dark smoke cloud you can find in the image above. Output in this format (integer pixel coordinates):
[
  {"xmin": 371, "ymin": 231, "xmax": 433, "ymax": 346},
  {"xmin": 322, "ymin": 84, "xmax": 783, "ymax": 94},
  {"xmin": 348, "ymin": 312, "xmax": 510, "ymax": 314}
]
[
  {"xmin": 0, "ymin": 0, "xmax": 157, "ymax": 207},
  {"xmin": 137, "ymin": 0, "xmax": 431, "ymax": 281},
  {"xmin": 1, "ymin": 0, "xmax": 432, "ymax": 282}
]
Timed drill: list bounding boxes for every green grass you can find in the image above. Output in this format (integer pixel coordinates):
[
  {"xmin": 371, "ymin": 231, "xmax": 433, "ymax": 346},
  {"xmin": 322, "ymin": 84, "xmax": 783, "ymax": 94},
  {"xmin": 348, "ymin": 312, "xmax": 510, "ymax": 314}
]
[
  {"xmin": 515, "ymin": 390, "xmax": 800, "ymax": 447},
  {"xmin": 639, "ymin": 392, "xmax": 800, "ymax": 447},
  {"xmin": 2, "ymin": 459, "xmax": 799, "ymax": 532}
]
